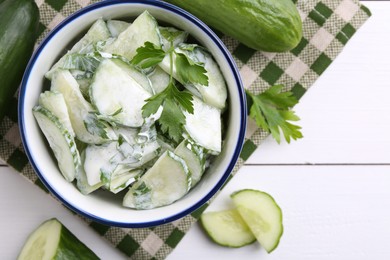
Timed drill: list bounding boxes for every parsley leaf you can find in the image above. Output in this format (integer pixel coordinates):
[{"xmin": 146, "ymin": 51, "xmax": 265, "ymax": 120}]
[
  {"xmin": 142, "ymin": 82, "xmax": 193, "ymax": 142},
  {"xmin": 175, "ymin": 52, "xmax": 208, "ymax": 86},
  {"xmin": 246, "ymin": 84, "xmax": 303, "ymax": 144},
  {"xmin": 131, "ymin": 42, "xmax": 166, "ymax": 69}
]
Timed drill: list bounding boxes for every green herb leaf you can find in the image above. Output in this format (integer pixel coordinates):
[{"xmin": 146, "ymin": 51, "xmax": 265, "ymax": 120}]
[
  {"xmin": 142, "ymin": 82, "xmax": 193, "ymax": 142},
  {"xmin": 159, "ymin": 98, "xmax": 186, "ymax": 142},
  {"xmin": 175, "ymin": 52, "xmax": 208, "ymax": 86},
  {"xmin": 247, "ymin": 85, "xmax": 303, "ymax": 144},
  {"xmin": 131, "ymin": 41, "xmax": 166, "ymax": 69}
]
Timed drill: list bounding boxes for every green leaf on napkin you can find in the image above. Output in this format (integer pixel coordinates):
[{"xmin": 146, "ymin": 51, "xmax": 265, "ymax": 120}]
[{"xmin": 246, "ymin": 85, "xmax": 303, "ymax": 144}]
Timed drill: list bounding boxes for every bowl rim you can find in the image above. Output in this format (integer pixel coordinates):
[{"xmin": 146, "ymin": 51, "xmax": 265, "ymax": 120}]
[{"xmin": 19, "ymin": 0, "xmax": 247, "ymax": 228}]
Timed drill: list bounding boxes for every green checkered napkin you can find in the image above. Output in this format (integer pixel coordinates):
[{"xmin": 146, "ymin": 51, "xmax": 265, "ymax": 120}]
[{"xmin": 0, "ymin": 0, "xmax": 370, "ymax": 258}]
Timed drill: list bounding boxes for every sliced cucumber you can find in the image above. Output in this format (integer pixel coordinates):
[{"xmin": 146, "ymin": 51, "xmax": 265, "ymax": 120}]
[
  {"xmin": 33, "ymin": 106, "xmax": 80, "ymax": 182},
  {"xmin": 17, "ymin": 218, "xmax": 99, "ymax": 260},
  {"xmin": 83, "ymin": 141, "xmax": 118, "ymax": 186},
  {"xmin": 231, "ymin": 189, "xmax": 284, "ymax": 253},
  {"xmin": 159, "ymin": 26, "xmax": 188, "ymax": 51},
  {"xmin": 123, "ymin": 151, "xmax": 191, "ymax": 209},
  {"xmin": 71, "ymin": 18, "xmax": 110, "ymax": 54},
  {"xmin": 106, "ymin": 20, "xmax": 130, "ymax": 37},
  {"xmin": 51, "ymin": 69, "xmax": 115, "ymax": 144},
  {"xmin": 111, "ymin": 59, "xmax": 154, "ymax": 94},
  {"xmin": 174, "ymin": 139, "xmax": 205, "ymax": 188},
  {"xmin": 148, "ymin": 66, "xmax": 170, "ymax": 94},
  {"xmin": 90, "ymin": 59, "xmax": 151, "ymax": 127},
  {"xmin": 38, "ymin": 90, "xmax": 75, "ymax": 137},
  {"xmin": 159, "ymin": 44, "xmax": 227, "ymax": 110},
  {"xmin": 184, "ymin": 95, "xmax": 222, "ymax": 153},
  {"xmin": 200, "ymin": 209, "xmax": 256, "ymax": 248},
  {"xmin": 76, "ymin": 150, "xmax": 103, "ymax": 195},
  {"xmin": 46, "ymin": 19, "xmax": 110, "ymax": 79},
  {"xmin": 108, "ymin": 168, "xmax": 143, "ymax": 194},
  {"xmin": 103, "ymin": 11, "xmax": 161, "ymax": 60}
]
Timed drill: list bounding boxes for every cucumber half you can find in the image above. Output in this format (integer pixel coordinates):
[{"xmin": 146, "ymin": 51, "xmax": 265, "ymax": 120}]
[
  {"xmin": 200, "ymin": 209, "xmax": 256, "ymax": 248},
  {"xmin": 231, "ymin": 189, "xmax": 283, "ymax": 253},
  {"xmin": 17, "ymin": 218, "xmax": 99, "ymax": 260}
]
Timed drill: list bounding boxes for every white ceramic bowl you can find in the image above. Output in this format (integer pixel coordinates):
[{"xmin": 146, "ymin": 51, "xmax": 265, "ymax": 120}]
[{"xmin": 19, "ymin": 0, "xmax": 246, "ymax": 228}]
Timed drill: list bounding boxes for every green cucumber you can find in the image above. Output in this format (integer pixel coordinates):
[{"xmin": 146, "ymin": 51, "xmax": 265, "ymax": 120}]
[
  {"xmin": 174, "ymin": 139, "xmax": 205, "ymax": 188},
  {"xmin": 200, "ymin": 209, "xmax": 256, "ymax": 248},
  {"xmin": 103, "ymin": 10, "xmax": 161, "ymax": 60},
  {"xmin": 90, "ymin": 59, "xmax": 151, "ymax": 127},
  {"xmin": 184, "ymin": 95, "xmax": 222, "ymax": 153},
  {"xmin": 46, "ymin": 18, "xmax": 110, "ymax": 80},
  {"xmin": 123, "ymin": 151, "xmax": 191, "ymax": 209},
  {"xmin": 231, "ymin": 189, "xmax": 283, "ymax": 253},
  {"xmin": 106, "ymin": 20, "xmax": 130, "ymax": 37},
  {"xmin": 164, "ymin": 0, "xmax": 302, "ymax": 52},
  {"xmin": 51, "ymin": 69, "xmax": 115, "ymax": 144},
  {"xmin": 17, "ymin": 218, "xmax": 99, "ymax": 260},
  {"xmin": 33, "ymin": 106, "xmax": 81, "ymax": 182},
  {"xmin": 39, "ymin": 91, "xmax": 75, "ymax": 137},
  {"xmin": 0, "ymin": 0, "xmax": 39, "ymax": 121}
]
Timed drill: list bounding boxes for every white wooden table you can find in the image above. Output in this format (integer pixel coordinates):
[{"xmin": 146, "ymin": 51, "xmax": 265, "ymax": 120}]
[{"xmin": 1, "ymin": 1, "xmax": 389, "ymax": 259}]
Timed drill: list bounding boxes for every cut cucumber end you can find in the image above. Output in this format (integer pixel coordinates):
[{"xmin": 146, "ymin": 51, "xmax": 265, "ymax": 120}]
[
  {"xmin": 200, "ymin": 209, "xmax": 256, "ymax": 248},
  {"xmin": 231, "ymin": 189, "xmax": 283, "ymax": 253},
  {"xmin": 17, "ymin": 218, "xmax": 99, "ymax": 260}
]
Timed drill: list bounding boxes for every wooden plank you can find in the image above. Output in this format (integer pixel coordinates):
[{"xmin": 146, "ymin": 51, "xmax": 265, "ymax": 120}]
[{"xmin": 171, "ymin": 165, "xmax": 390, "ymax": 259}]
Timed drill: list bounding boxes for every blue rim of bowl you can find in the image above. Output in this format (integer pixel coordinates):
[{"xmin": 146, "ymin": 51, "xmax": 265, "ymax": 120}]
[{"xmin": 19, "ymin": 0, "xmax": 247, "ymax": 228}]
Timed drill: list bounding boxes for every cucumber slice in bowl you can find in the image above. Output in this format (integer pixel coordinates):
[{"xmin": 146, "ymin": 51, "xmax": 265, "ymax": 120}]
[
  {"xmin": 200, "ymin": 209, "xmax": 256, "ymax": 248},
  {"xmin": 17, "ymin": 218, "xmax": 99, "ymax": 260},
  {"xmin": 231, "ymin": 189, "xmax": 283, "ymax": 253},
  {"xmin": 32, "ymin": 106, "xmax": 80, "ymax": 182}
]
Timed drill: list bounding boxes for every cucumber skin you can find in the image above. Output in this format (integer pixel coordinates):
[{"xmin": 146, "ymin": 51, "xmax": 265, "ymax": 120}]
[
  {"xmin": 0, "ymin": 0, "xmax": 39, "ymax": 120},
  {"xmin": 54, "ymin": 221, "xmax": 100, "ymax": 260},
  {"xmin": 164, "ymin": 0, "xmax": 302, "ymax": 52}
]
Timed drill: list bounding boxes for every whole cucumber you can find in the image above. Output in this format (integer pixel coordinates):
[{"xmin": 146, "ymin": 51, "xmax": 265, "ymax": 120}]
[
  {"xmin": 0, "ymin": 0, "xmax": 39, "ymax": 120},
  {"xmin": 164, "ymin": 0, "xmax": 302, "ymax": 52}
]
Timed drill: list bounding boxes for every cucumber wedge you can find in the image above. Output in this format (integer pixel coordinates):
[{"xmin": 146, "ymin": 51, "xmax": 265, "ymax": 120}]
[
  {"xmin": 46, "ymin": 18, "xmax": 110, "ymax": 79},
  {"xmin": 123, "ymin": 151, "xmax": 191, "ymax": 209},
  {"xmin": 103, "ymin": 10, "xmax": 161, "ymax": 60},
  {"xmin": 159, "ymin": 26, "xmax": 188, "ymax": 51},
  {"xmin": 148, "ymin": 66, "xmax": 170, "ymax": 94},
  {"xmin": 71, "ymin": 18, "xmax": 110, "ymax": 54},
  {"xmin": 184, "ymin": 96, "xmax": 222, "ymax": 153},
  {"xmin": 111, "ymin": 59, "xmax": 154, "ymax": 94},
  {"xmin": 33, "ymin": 106, "xmax": 80, "ymax": 182},
  {"xmin": 231, "ymin": 189, "xmax": 284, "ymax": 253},
  {"xmin": 84, "ymin": 142, "xmax": 118, "ymax": 186},
  {"xmin": 90, "ymin": 59, "xmax": 151, "ymax": 127},
  {"xmin": 174, "ymin": 139, "xmax": 205, "ymax": 188},
  {"xmin": 108, "ymin": 168, "xmax": 143, "ymax": 194},
  {"xmin": 106, "ymin": 20, "xmax": 130, "ymax": 38},
  {"xmin": 17, "ymin": 218, "xmax": 99, "ymax": 260},
  {"xmin": 76, "ymin": 151, "xmax": 103, "ymax": 195},
  {"xmin": 51, "ymin": 69, "xmax": 115, "ymax": 144},
  {"xmin": 38, "ymin": 90, "xmax": 75, "ymax": 137},
  {"xmin": 200, "ymin": 209, "xmax": 256, "ymax": 248}
]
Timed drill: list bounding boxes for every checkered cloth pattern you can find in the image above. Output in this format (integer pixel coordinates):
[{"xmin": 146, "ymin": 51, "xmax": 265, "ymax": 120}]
[{"xmin": 0, "ymin": 0, "xmax": 370, "ymax": 259}]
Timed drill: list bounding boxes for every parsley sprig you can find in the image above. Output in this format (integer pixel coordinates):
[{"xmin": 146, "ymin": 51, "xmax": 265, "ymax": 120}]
[
  {"xmin": 246, "ymin": 85, "xmax": 303, "ymax": 143},
  {"xmin": 132, "ymin": 42, "xmax": 208, "ymax": 142}
]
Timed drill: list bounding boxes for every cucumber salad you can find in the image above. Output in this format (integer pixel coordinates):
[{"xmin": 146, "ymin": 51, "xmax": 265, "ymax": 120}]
[{"xmin": 33, "ymin": 11, "xmax": 227, "ymax": 209}]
